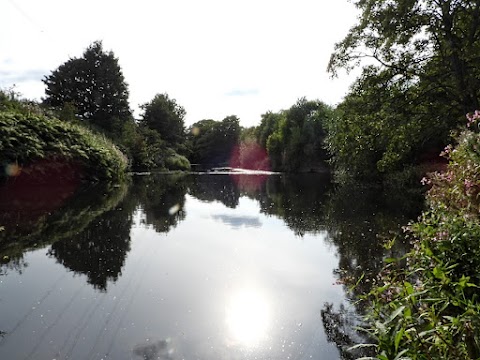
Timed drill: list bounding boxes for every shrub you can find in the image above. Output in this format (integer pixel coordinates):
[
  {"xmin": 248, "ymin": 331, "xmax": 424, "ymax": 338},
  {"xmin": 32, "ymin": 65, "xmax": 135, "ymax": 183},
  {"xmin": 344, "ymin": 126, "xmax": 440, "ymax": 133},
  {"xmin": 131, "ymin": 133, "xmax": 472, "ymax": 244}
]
[
  {"xmin": 0, "ymin": 110, "xmax": 128, "ymax": 182},
  {"xmin": 164, "ymin": 152, "xmax": 191, "ymax": 171},
  {"xmin": 359, "ymin": 113, "xmax": 480, "ymax": 359}
]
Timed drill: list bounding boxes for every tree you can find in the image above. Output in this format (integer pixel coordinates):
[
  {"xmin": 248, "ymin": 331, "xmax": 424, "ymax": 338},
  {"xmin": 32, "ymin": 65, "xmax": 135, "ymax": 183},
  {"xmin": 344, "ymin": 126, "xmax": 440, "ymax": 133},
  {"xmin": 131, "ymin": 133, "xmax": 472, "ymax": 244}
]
[
  {"xmin": 326, "ymin": 0, "xmax": 480, "ymax": 178},
  {"xmin": 328, "ymin": 0, "xmax": 480, "ymax": 114},
  {"xmin": 139, "ymin": 93, "xmax": 186, "ymax": 150},
  {"xmin": 187, "ymin": 116, "xmax": 240, "ymax": 165},
  {"xmin": 43, "ymin": 41, "xmax": 131, "ymax": 132},
  {"xmin": 255, "ymin": 99, "xmax": 332, "ymax": 172}
]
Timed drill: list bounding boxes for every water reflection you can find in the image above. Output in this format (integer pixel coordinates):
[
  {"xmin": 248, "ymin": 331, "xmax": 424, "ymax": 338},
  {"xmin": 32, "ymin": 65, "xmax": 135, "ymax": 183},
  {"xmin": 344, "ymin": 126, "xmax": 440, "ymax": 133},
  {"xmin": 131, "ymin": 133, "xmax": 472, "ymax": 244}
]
[
  {"xmin": 211, "ymin": 214, "xmax": 262, "ymax": 228},
  {"xmin": 133, "ymin": 339, "xmax": 175, "ymax": 360},
  {"xmin": 0, "ymin": 172, "xmax": 424, "ymax": 359},
  {"xmin": 251, "ymin": 174, "xmax": 331, "ymax": 236},
  {"xmin": 226, "ymin": 287, "xmax": 271, "ymax": 347},
  {"xmin": 133, "ymin": 174, "xmax": 187, "ymax": 232},
  {"xmin": 189, "ymin": 174, "xmax": 240, "ymax": 208},
  {"xmin": 0, "ymin": 182, "xmax": 128, "ymax": 277},
  {"xmin": 321, "ymin": 181, "xmax": 424, "ymax": 358},
  {"xmin": 47, "ymin": 204, "xmax": 133, "ymax": 291}
]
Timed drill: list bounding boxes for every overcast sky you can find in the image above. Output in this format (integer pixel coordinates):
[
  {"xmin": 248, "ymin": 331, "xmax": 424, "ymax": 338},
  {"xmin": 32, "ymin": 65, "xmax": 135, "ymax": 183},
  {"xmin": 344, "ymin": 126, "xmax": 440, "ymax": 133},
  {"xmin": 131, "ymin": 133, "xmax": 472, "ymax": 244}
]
[{"xmin": 1, "ymin": 0, "xmax": 359, "ymax": 127}]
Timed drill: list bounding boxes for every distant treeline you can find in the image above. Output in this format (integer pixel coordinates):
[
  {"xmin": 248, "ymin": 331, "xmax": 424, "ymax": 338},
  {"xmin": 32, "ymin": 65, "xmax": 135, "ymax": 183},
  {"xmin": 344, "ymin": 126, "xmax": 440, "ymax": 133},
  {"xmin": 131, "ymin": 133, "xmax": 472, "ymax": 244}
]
[{"xmin": 2, "ymin": 0, "xmax": 480, "ymax": 183}]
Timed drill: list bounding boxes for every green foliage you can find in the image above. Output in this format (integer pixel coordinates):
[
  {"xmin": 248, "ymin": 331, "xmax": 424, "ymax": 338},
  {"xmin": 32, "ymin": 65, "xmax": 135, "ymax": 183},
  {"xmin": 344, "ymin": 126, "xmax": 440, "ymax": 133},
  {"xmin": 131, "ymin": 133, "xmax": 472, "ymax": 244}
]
[
  {"xmin": 256, "ymin": 98, "xmax": 332, "ymax": 172},
  {"xmin": 361, "ymin": 122, "xmax": 480, "ymax": 359},
  {"xmin": 328, "ymin": 0, "xmax": 480, "ymax": 113},
  {"xmin": 139, "ymin": 93, "xmax": 186, "ymax": 150},
  {"xmin": 187, "ymin": 115, "xmax": 241, "ymax": 165},
  {"xmin": 0, "ymin": 110, "xmax": 127, "ymax": 182},
  {"xmin": 164, "ymin": 151, "xmax": 191, "ymax": 171},
  {"xmin": 327, "ymin": 0, "xmax": 480, "ymax": 179},
  {"xmin": 43, "ymin": 41, "xmax": 132, "ymax": 133},
  {"xmin": 325, "ymin": 67, "xmax": 453, "ymax": 179}
]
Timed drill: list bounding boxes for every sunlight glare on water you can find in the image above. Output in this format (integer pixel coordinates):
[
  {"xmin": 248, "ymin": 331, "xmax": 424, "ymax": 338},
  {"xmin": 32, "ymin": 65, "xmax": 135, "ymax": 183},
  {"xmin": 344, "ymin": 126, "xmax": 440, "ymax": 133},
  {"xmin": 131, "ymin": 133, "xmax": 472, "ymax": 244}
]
[{"xmin": 225, "ymin": 287, "xmax": 271, "ymax": 347}]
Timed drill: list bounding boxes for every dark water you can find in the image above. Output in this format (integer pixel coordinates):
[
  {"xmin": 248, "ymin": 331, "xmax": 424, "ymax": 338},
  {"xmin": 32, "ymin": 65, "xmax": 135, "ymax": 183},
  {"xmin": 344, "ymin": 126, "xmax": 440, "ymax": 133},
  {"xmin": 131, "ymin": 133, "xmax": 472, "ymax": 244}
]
[{"xmin": 0, "ymin": 173, "xmax": 422, "ymax": 359}]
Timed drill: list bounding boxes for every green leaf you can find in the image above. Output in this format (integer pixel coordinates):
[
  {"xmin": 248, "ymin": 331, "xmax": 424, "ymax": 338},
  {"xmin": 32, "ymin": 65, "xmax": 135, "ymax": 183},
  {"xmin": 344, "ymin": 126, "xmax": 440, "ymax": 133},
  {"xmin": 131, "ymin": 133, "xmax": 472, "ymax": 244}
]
[
  {"xmin": 403, "ymin": 281, "xmax": 413, "ymax": 295},
  {"xmin": 432, "ymin": 266, "xmax": 444, "ymax": 279},
  {"xmin": 393, "ymin": 349, "xmax": 409, "ymax": 360},
  {"xmin": 348, "ymin": 343, "xmax": 378, "ymax": 351},
  {"xmin": 387, "ymin": 306, "xmax": 405, "ymax": 324},
  {"xmin": 394, "ymin": 328, "xmax": 405, "ymax": 351}
]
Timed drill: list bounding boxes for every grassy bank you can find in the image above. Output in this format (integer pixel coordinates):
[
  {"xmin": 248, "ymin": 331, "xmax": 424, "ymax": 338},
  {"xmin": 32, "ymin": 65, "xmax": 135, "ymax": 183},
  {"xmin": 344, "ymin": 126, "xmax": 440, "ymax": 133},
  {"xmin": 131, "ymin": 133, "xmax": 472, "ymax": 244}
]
[{"xmin": 360, "ymin": 115, "xmax": 480, "ymax": 359}]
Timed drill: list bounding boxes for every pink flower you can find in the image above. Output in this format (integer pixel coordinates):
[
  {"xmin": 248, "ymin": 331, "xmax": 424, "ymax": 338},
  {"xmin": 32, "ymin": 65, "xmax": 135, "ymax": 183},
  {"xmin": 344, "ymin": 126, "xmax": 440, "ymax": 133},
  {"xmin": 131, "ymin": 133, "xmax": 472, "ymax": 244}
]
[
  {"xmin": 466, "ymin": 110, "xmax": 480, "ymax": 127},
  {"xmin": 465, "ymin": 179, "xmax": 474, "ymax": 189},
  {"xmin": 421, "ymin": 177, "xmax": 431, "ymax": 185}
]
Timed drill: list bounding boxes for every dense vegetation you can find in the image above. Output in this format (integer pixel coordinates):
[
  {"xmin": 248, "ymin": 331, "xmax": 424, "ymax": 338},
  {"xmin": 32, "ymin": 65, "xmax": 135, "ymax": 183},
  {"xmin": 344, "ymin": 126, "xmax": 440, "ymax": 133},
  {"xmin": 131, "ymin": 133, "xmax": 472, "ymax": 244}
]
[
  {"xmin": 1, "ymin": 40, "xmax": 336, "ymax": 177},
  {"xmin": 3, "ymin": 1, "xmax": 480, "ymax": 179},
  {"xmin": 40, "ymin": 41, "xmax": 190, "ymax": 172},
  {"xmin": 358, "ymin": 119, "xmax": 480, "ymax": 359},
  {"xmin": 254, "ymin": 98, "xmax": 333, "ymax": 172},
  {"xmin": 187, "ymin": 115, "xmax": 241, "ymax": 166},
  {"xmin": 323, "ymin": 1, "xmax": 480, "ymax": 358},
  {"xmin": 0, "ymin": 91, "xmax": 127, "ymax": 182},
  {"xmin": 327, "ymin": 0, "xmax": 480, "ymax": 180}
]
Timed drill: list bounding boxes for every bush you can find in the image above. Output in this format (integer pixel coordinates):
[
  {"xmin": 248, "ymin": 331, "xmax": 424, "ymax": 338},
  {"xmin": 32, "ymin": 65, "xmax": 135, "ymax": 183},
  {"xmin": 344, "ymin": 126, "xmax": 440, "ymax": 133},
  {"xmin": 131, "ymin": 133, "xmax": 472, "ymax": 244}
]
[
  {"xmin": 360, "ymin": 113, "xmax": 480, "ymax": 359},
  {"xmin": 0, "ymin": 110, "xmax": 128, "ymax": 182},
  {"xmin": 164, "ymin": 151, "xmax": 191, "ymax": 171}
]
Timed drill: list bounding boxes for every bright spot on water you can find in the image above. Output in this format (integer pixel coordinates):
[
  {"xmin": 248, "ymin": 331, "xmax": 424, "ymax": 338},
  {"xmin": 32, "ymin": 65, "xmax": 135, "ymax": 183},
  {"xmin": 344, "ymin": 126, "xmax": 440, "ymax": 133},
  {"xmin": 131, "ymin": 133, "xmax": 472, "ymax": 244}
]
[
  {"xmin": 226, "ymin": 288, "xmax": 270, "ymax": 347},
  {"xmin": 168, "ymin": 204, "xmax": 181, "ymax": 215}
]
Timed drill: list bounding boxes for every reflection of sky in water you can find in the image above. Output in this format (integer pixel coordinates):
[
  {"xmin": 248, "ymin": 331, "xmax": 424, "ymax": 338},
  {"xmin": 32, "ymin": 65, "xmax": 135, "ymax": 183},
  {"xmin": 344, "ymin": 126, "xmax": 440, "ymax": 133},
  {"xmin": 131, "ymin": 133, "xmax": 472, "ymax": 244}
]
[
  {"xmin": 0, "ymin": 194, "xmax": 345, "ymax": 359},
  {"xmin": 124, "ymin": 195, "xmax": 344, "ymax": 359},
  {"xmin": 211, "ymin": 214, "xmax": 262, "ymax": 228}
]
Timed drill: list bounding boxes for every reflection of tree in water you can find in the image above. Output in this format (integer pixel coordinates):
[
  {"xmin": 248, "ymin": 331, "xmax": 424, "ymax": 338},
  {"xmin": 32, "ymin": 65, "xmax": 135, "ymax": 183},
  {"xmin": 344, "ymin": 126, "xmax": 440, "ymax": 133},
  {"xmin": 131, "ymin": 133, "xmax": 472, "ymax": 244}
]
[
  {"xmin": 0, "ymin": 257, "xmax": 28, "ymax": 276},
  {"xmin": 47, "ymin": 174, "xmax": 191, "ymax": 291},
  {"xmin": 133, "ymin": 174, "xmax": 188, "ymax": 233},
  {"xmin": 0, "ymin": 182, "xmax": 128, "ymax": 277},
  {"xmin": 186, "ymin": 173, "xmax": 332, "ymax": 236},
  {"xmin": 189, "ymin": 174, "xmax": 240, "ymax": 208},
  {"xmin": 133, "ymin": 339, "xmax": 176, "ymax": 360},
  {"xmin": 320, "ymin": 181, "xmax": 424, "ymax": 357},
  {"xmin": 324, "ymin": 182, "xmax": 424, "ymax": 299},
  {"xmin": 249, "ymin": 174, "xmax": 331, "ymax": 236},
  {"xmin": 321, "ymin": 303, "xmax": 373, "ymax": 360},
  {"xmin": 48, "ymin": 204, "xmax": 133, "ymax": 291}
]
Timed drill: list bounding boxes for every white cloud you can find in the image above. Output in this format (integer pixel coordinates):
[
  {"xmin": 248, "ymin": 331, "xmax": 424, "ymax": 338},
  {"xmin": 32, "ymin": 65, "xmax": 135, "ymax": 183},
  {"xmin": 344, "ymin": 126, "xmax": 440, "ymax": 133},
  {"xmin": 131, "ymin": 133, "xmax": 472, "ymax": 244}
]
[{"xmin": 1, "ymin": 0, "xmax": 359, "ymax": 126}]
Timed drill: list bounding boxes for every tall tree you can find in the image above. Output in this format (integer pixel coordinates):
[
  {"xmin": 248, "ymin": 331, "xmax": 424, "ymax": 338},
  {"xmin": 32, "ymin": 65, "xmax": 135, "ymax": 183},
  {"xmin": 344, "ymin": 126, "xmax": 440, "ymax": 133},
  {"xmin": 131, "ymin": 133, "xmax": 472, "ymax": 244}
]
[
  {"xmin": 139, "ymin": 93, "xmax": 186, "ymax": 149},
  {"xmin": 43, "ymin": 41, "xmax": 131, "ymax": 132},
  {"xmin": 326, "ymin": 0, "xmax": 480, "ymax": 177},
  {"xmin": 328, "ymin": 0, "xmax": 480, "ymax": 114}
]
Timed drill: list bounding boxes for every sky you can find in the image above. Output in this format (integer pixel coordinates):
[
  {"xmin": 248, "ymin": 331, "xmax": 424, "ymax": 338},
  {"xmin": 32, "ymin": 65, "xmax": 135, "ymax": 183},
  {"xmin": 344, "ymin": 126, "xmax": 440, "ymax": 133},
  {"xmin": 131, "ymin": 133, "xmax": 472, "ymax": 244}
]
[{"xmin": 1, "ymin": 0, "xmax": 359, "ymax": 127}]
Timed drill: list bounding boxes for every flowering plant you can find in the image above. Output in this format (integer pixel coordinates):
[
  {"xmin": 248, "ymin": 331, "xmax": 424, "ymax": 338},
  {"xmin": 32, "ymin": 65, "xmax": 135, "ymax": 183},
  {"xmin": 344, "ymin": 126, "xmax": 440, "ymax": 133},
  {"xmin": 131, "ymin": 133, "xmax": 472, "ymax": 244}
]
[{"xmin": 359, "ymin": 112, "xmax": 480, "ymax": 359}]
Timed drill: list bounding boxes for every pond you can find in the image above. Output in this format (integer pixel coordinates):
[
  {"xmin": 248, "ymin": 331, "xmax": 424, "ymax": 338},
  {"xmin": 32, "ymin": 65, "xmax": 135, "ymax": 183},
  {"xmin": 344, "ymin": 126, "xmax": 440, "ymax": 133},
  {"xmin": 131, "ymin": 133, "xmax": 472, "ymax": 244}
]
[{"xmin": 0, "ymin": 173, "xmax": 423, "ymax": 359}]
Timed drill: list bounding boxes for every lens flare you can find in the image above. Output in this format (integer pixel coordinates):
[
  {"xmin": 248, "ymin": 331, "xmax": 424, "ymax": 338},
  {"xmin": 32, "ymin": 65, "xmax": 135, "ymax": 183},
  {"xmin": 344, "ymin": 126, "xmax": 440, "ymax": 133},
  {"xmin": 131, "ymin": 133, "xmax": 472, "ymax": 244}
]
[
  {"xmin": 191, "ymin": 126, "xmax": 200, "ymax": 136},
  {"xmin": 5, "ymin": 163, "xmax": 22, "ymax": 177}
]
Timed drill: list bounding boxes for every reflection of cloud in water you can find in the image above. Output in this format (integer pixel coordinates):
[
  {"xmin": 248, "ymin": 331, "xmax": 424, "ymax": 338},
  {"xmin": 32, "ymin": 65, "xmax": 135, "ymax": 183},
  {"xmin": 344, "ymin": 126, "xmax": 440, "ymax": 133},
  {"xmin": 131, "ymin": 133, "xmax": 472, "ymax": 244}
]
[
  {"xmin": 211, "ymin": 214, "xmax": 262, "ymax": 228},
  {"xmin": 133, "ymin": 339, "xmax": 175, "ymax": 360}
]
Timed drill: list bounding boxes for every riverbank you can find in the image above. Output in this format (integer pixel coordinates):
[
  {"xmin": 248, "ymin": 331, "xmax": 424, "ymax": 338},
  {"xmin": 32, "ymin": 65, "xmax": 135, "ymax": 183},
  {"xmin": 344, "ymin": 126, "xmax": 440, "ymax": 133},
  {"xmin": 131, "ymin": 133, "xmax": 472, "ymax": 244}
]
[
  {"xmin": 360, "ymin": 118, "xmax": 480, "ymax": 359},
  {"xmin": 1, "ymin": 109, "xmax": 128, "ymax": 184}
]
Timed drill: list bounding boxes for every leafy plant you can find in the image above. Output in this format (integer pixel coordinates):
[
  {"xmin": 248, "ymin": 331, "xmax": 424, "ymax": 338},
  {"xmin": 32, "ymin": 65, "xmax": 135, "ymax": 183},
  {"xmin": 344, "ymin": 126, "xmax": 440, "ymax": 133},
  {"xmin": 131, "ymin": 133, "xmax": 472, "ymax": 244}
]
[{"xmin": 360, "ymin": 114, "xmax": 480, "ymax": 359}]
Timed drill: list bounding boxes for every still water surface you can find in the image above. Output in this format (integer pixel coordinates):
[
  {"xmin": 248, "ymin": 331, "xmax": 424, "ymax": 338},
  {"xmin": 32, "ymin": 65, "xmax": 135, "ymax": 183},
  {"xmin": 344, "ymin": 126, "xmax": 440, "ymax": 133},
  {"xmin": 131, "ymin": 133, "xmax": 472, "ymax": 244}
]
[{"xmin": 0, "ymin": 173, "xmax": 421, "ymax": 359}]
